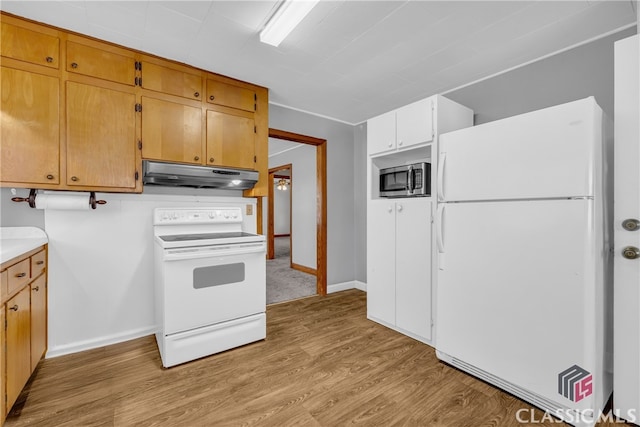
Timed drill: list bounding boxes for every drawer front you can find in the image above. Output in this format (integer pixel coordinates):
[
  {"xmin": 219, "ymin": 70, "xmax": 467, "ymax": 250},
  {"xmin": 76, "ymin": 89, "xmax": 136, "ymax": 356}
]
[
  {"xmin": 1, "ymin": 22, "xmax": 59, "ymax": 68},
  {"xmin": 31, "ymin": 250, "xmax": 46, "ymax": 278},
  {"xmin": 67, "ymin": 41, "xmax": 135, "ymax": 86},
  {"xmin": 206, "ymin": 80, "xmax": 256, "ymax": 112},
  {"xmin": 7, "ymin": 259, "xmax": 30, "ymax": 295},
  {"xmin": 142, "ymin": 62, "xmax": 202, "ymax": 100}
]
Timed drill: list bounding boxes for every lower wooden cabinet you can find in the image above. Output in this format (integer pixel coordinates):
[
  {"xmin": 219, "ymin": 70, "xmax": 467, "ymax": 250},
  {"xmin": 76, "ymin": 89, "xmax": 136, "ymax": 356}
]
[
  {"xmin": 6, "ymin": 287, "xmax": 31, "ymax": 411},
  {"xmin": 30, "ymin": 275, "xmax": 47, "ymax": 371},
  {"xmin": 1, "ymin": 246, "xmax": 48, "ymax": 423}
]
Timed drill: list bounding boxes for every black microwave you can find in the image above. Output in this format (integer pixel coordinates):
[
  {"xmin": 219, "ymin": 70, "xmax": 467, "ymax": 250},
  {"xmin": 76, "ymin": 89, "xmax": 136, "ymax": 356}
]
[{"xmin": 379, "ymin": 162, "xmax": 431, "ymax": 198}]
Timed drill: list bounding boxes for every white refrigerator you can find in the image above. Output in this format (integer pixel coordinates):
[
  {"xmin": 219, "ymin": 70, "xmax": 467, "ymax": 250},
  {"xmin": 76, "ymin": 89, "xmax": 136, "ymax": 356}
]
[{"xmin": 435, "ymin": 97, "xmax": 613, "ymax": 427}]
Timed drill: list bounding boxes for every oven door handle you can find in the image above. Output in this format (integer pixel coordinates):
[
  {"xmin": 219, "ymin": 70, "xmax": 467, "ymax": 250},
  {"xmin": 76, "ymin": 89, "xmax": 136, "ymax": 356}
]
[{"xmin": 164, "ymin": 243, "xmax": 265, "ymax": 261}]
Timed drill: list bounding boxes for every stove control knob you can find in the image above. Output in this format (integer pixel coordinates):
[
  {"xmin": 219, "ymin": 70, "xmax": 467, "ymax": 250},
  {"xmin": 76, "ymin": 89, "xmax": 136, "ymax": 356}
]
[
  {"xmin": 208, "ymin": 212, "xmax": 215, "ymax": 219},
  {"xmin": 224, "ymin": 212, "xmax": 229, "ymax": 219},
  {"xmin": 232, "ymin": 213, "xmax": 238, "ymax": 219}
]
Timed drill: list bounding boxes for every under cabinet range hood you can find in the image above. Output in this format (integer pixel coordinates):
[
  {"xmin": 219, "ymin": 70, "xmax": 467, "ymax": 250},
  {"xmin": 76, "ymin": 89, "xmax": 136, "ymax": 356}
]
[{"xmin": 142, "ymin": 161, "xmax": 258, "ymax": 190}]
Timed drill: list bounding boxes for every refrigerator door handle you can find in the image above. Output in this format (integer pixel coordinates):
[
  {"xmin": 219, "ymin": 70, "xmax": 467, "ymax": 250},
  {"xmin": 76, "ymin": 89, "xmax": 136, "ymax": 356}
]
[
  {"xmin": 437, "ymin": 204, "xmax": 445, "ymax": 253},
  {"xmin": 437, "ymin": 152, "xmax": 446, "ymax": 201}
]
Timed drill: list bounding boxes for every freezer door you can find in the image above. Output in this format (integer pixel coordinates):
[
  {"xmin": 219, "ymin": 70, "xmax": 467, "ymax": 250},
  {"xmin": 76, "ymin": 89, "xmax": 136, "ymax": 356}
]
[
  {"xmin": 436, "ymin": 199, "xmax": 607, "ymax": 408},
  {"xmin": 438, "ymin": 97, "xmax": 602, "ymax": 202}
]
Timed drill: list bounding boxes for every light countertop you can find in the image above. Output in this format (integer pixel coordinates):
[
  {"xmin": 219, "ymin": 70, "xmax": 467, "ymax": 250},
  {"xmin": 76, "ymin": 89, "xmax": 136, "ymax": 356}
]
[{"xmin": 0, "ymin": 227, "xmax": 48, "ymax": 265}]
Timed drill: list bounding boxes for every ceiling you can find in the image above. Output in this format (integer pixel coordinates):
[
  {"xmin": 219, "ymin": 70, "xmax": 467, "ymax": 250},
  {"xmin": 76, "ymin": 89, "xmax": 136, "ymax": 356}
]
[{"xmin": 1, "ymin": 1, "xmax": 637, "ymax": 124}]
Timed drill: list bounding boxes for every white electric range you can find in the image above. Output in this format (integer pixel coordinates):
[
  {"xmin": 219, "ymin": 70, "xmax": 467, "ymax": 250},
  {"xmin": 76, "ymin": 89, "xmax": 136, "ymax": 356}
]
[{"xmin": 153, "ymin": 207, "xmax": 266, "ymax": 368}]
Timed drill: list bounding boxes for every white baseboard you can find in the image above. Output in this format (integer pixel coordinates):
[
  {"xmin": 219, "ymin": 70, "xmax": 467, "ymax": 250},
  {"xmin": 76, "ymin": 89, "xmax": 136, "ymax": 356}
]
[
  {"xmin": 327, "ymin": 280, "xmax": 367, "ymax": 294},
  {"xmin": 46, "ymin": 326, "xmax": 157, "ymax": 359}
]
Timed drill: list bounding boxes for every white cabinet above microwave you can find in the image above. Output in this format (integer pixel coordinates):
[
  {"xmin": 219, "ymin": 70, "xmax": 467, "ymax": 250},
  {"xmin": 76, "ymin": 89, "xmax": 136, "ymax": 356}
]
[{"xmin": 368, "ymin": 98, "xmax": 434, "ymax": 156}]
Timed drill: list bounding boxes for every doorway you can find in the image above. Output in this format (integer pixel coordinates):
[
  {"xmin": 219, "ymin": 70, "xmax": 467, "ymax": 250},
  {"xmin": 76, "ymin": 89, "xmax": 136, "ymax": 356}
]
[{"xmin": 266, "ymin": 128, "xmax": 327, "ymax": 297}]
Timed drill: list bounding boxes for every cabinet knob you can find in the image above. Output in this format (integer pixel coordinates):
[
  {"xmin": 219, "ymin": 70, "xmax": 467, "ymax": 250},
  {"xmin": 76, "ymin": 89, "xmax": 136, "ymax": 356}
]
[
  {"xmin": 36, "ymin": 260, "xmax": 44, "ymax": 265},
  {"xmin": 387, "ymin": 206, "xmax": 393, "ymax": 213},
  {"xmin": 209, "ymin": 95, "xmax": 215, "ymax": 101},
  {"xmin": 194, "ymin": 92, "xmax": 200, "ymax": 98},
  {"xmin": 46, "ymin": 56, "xmax": 54, "ymax": 63},
  {"xmin": 209, "ymin": 157, "xmax": 214, "ymax": 163},
  {"xmin": 388, "ymin": 142, "xmax": 392, "ymax": 148},
  {"xmin": 15, "ymin": 272, "xmax": 26, "ymax": 278},
  {"xmin": 71, "ymin": 62, "xmax": 78, "ymax": 69},
  {"xmin": 397, "ymin": 204, "xmax": 403, "ymax": 212},
  {"xmin": 46, "ymin": 174, "xmax": 54, "ymax": 180},
  {"xmin": 71, "ymin": 176, "xmax": 79, "ymax": 182},
  {"xmin": 194, "ymin": 156, "xmax": 200, "ymax": 161},
  {"xmin": 398, "ymin": 140, "xmax": 403, "ymax": 146},
  {"xmin": 9, "ymin": 305, "xmax": 18, "ymax": 312},
  {"xmin": 33, "ymin": 286, "xmax": 40, "ymax": 292}
]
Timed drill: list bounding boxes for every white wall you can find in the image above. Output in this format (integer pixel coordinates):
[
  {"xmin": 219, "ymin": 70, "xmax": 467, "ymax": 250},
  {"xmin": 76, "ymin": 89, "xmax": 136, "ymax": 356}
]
[
  {"xmin": 24, "ymin": 192, "xmax": 256, "ymax": 357},
  {"xmin": 266, "ymin": 142, "xmax": 316, "ymax": 269},
  {"xmin": 273, "ymin": 181, "xmax": 290, "ymax": 235},
  {"xmin": 269, "ymin": 105, "xmax": 356, "ymax": 286}
]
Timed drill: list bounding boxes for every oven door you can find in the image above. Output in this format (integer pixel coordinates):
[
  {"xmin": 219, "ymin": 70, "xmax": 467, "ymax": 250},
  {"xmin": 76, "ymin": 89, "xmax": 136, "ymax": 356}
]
[{"xmin": 159, "ymin": 242, "xmax": 266, "ymax": 335}]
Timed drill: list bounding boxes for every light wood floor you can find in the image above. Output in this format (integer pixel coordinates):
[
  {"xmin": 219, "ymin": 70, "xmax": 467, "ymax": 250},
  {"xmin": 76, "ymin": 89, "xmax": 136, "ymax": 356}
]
[{"xmin": 5, "ymin": 290, "xmax": 621, "ymax": 426}]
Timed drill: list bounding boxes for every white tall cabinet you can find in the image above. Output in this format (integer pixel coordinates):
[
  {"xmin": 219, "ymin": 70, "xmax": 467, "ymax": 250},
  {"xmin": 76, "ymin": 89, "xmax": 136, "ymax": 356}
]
[{"xmin": 366, "ymin": 94, "xmax": 473, "ymax": 346}]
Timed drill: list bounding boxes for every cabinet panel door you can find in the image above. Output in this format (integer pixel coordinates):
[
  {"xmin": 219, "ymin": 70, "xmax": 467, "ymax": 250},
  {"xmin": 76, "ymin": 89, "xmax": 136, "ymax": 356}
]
[
  {"xmin": 206, "ymin": 80, "xmax": 255, "ymax": 112},
  {"xmin": 141, "ymin": 97, "xmax": 202, "ymax": 164},
  {"xmin": 0, "ymin": 305, "xmax": 4, "ymax": 422},
  {"xmin": 0, "ymin": 67, "xmax": 60, "ymax": 184},
  {"xmin": 367, "ymin": 111, "xmax": 395, "ymax": 155},
  {"xmin": 67, "ymin": 41, "xmax": 135, "ymax": 86},
  {"xmin": 142, "ymin": 62, "xmax": 202, "ymax": 100},
  {"xmin": 6, "ymin": 287, "xmax": 31, "ymax": 411},
  {"xmin": 366, "ymin": 200, "xmax": 396, "ymax": 325},
  {"xmin": 396, "ymin": 98, "xmax": 433, "ymax": 149},
  {"xmin": 66, "ymin": 82, "xmax": 136, "ymax": 188},
  {"xmin": 206, "ymin": 111, "xmax": 255, "ymax": 170},
  {"xmin": 30, "ymin": 275, "xmax": 47, "ymax": 371},
  {"xmin": 395, "ymin": 199, "xmax": 432, "ymax": 341},
  {"xmin": 1, "ymin": 22, "xmax": 59, "ymax": 68}
]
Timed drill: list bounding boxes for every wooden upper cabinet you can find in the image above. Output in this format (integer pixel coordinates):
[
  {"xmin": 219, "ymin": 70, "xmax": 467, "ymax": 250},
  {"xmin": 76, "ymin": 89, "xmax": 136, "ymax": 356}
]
[
  {"xmin": 141, "ymin": 62, "xmax": 202, "ymax": 101},
  {"xmin": 206, "ymin": 110, "xmax": 255, "ymax": 170},
  {"xmin": 1, "ymin": 22, "xmax": 59, "ymax": 68},
  {"xmin": 66, "ymin": 41, "xmax": 135, "ymax": 86},
  {"xmin": 66, "ymin": 81, "xmax": 137, "ymax": 189},
  {"xmin": 206, "ymin": 79, "xmax": 256, "ymax": 112},
  {"xmin": 141, "ymin": 96, "xmax": 202, "ymax": 164},
  {"xmin": 0, "ymin": 67, "xmax": 60, "ymax": 185}
]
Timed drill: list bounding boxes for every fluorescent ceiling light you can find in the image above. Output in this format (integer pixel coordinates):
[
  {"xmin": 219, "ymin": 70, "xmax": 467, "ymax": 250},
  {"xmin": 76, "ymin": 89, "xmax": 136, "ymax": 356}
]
[{"xmin": 260, "ymin": 0, "xmax": 319, "ymax": 47}]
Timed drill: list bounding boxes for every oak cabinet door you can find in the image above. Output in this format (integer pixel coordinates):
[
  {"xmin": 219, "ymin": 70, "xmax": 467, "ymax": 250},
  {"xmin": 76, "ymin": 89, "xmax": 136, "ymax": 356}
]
[
  {"xmin": 206, "ymin": 79, "xmax": 255, "ymax": 112},
  {"xmin": 206, "ymin": 110, "xmax": 255, "ymax": 170},
  {"xmin": 141, "ymin": 97, "xmax": 202, "ymax": 164},
  {"xmin": 66, "ymin": 82, "xmax": 136, "ymax": 188},
  {"xmin": 142, "ymin": 62, "xmax": 202, "ymax": 101},
  {"xmin": 1, "ymin": 22, "xmax": 59, "ymax": 68},
  {"xmin": 30, "ymin": 275, "xmax": 47, "ymax": 371},
  {"xmin": 0, "ymin": 67, "xmax": 60, "ymax": 184},
  {"xmin": 67, "ymin": 41, "xmax": 135, "ymax": 86},
  {"xmin": 6, "ymin": 287, "xmax": 31, "ymax": 411}
]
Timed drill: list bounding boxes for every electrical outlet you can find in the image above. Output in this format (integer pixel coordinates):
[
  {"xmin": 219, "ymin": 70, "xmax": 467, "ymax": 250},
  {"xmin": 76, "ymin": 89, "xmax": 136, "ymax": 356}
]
[{"xmin": 246, "ymin": 204, "xmax": 253, "ymax": 216}]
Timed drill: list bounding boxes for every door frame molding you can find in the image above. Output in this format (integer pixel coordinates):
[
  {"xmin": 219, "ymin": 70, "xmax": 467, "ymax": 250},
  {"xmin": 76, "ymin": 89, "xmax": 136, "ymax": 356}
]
[{"xmin": 268, "ymin": 128, "xmax": 327, "ymax": 296}]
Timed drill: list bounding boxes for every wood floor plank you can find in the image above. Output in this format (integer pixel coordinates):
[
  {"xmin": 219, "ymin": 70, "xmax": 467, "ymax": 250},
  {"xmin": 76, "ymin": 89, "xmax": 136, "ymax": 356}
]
[{"xmin": 4, "ymin": 290, "xmax": 622, "ymax": 426}]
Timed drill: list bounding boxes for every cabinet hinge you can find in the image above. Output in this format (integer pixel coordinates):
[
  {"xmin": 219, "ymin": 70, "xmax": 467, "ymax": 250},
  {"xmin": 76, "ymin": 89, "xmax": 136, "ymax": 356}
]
[
  {"xmin": 254, "ymin": 93, "xmax": 257, "ymax": 101},
  {"xmin": 135, "ymin": 171, "xmax": 139, "ymax": 181},
  {"xmin": 254, "ymin": 126, "xmax": 257, "ymax": 133},
  {"xmin": 135, "ymin": 103, "xmax": 142, "ymax": 112},
  {"xmin": 254, "ymin": 103, "xmax": 257, "ymax": 111},
  {"xmin": 134, "ymin": 77, "xmax": 139, "ymax": 86},
  {"xmin": 135, "ymin": 61, "xmax": 142, "ymax": 71},
  {"xmin": 254, "ymin": 155, "xmax": 257, "ymax": 163},
  {"xmin": 138, "ymin": 140, "xmax": 142, "ymax": 150}
]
